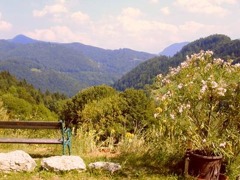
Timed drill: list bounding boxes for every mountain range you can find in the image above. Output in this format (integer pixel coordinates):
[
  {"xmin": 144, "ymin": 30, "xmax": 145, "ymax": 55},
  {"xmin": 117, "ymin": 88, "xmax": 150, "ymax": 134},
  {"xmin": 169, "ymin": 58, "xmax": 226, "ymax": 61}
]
[
  {"xmin": 114, "ymin": 34, "xmax": 240, "ymax": 91},
  {"xmin": 1, "ymin": 34, "xmax": 238, "ymax": 96},
  {"xmin": 159, "ymin": 42, "xmax": 189, "ymax": 57},
  {"xmin": 0, "ymin": 35, "xmax": 155, "ymax": 96}
]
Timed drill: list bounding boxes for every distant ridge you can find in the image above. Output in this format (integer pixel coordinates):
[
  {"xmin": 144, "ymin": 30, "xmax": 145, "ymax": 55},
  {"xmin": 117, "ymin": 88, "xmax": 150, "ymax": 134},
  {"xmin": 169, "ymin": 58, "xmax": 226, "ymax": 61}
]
[
  {"xmin": 8, "ymin": 34, "xmax": 39, "ymax": 44},
  {"xmin": 0, "ymin": 34, "xmax": 155, "ymax": 96},
  {"xmin": 114, "ymin": 34, "xmax": 240, "ymax": 91},
  {"xmin": 160, "ymin": 42, "xmax": 189, "ymax": 57}
]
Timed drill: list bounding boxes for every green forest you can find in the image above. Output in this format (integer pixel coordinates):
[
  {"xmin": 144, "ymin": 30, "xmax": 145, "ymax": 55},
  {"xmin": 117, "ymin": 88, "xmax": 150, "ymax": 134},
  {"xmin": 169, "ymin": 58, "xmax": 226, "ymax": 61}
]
[
  {"xmin": 114, "ymin": 34, "xmax": 240, "ymax": 91},
  {"xmin": 0, "ymin": 38, "xmax": 154, "ymax": 96},
  {"xmin": 0, "ymin": 71, "xmax": 67, "ymax": 120}
]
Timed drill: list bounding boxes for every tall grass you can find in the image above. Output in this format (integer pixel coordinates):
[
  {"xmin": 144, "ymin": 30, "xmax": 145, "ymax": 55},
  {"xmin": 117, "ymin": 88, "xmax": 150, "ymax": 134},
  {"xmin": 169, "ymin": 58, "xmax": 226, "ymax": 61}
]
[
  {"xmin": 116, "ymin": 128, "xmax": 185, "ymax": 176},
  {"xmin": 73, "ymin": 127, "xmax": 99, "ymax": 154}
]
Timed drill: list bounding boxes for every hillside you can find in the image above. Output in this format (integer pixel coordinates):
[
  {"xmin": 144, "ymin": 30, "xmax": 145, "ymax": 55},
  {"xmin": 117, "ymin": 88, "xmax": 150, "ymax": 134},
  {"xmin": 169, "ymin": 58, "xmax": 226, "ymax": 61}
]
[
  {"xmin": 159, "ymin": 42, "xmax": 189, "ymax": 57},
  {"xmin": 114, "ymin": 34, "xmax": 240, "ymax": 91},
  {"xmin": 0, "ymin": 71, "xmax": 66, "ymax": 120},
  {"xmin": 8, "ymin": 34, "xmax": 39, "ymax": 44},
  {"xmin": 0, "ymin": 35, "xmax": 155, "ymax": 96}
]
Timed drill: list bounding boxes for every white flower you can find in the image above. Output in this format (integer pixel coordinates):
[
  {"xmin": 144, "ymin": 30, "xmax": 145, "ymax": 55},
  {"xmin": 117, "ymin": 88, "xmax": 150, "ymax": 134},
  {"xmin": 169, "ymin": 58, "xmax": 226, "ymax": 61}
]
[
  {"xmin": 219, "ymin": 142, "xmax": 226, "ymax": 148},
  {"xmin": 181, "ymin": 61, "xmax": 188, "ymax": 68},
  {"xmin": 217, "ymin": 87, "xmax": 227, "ymax": 96},
  {"xmin": 203, "ymin": 139, "xmax": 206, "ymax": 143},
  {"xmin": 178, "ymin": 83, "xmax": 183, "ymax": 89},
  {"xmin": 234, "ymin": 63, "xmax": 240, "ymax": 67},
  {"xmin": 156, "ymin": 74, "xmax": 163, "ymax": 80},
  {"xmin": 205, "ymin": 50, "xmax": 214, "ymax": 56},
  {"xmin": 201, "ymin": 80, "xmax": 206, "ymax": 85},
  {"xmin": 211, "ymin": 81, "xmax": 218, "ymax": 88},
  {"xmin": 178, "ymin": 105, "xmax": 183, "ymax": 113},
  {"xmin": 186, "ymin": 103, "xmax": 191, "ymax": 109},
  {"xmin": 200, "ymin": 84, "xmax": 208, "ymax": 94},
  {"xmin": 170, "ymin": 114, "xmax": 175, "ymax": 119},
  {"xmin": 161, "ymin": 91, "xmax": 172, "ymax": 100},
  {"xmin": 166, "ymin": 91, "xmax": 171, "ymax": 95},
  {"xmin": 214, "ymin": 58, "xmax": 224, "ymax": 64},
  {"xmin": 161, "ymin": 94, "xmax": 167, "ymax": 101},
  {"xmin": 204, "ymin": 63, "xmax": 212, "ymax": 71},
  {"xmin": 162, "ymin": 78, "xmax": 171, "ymax": 84}
]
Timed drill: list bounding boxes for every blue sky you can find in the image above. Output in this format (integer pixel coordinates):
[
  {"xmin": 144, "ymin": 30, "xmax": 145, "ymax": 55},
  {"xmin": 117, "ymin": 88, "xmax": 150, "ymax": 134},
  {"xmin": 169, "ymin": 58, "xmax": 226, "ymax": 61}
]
[{"xmin": 0, "ymin": 0, "xmax": 239, "ymax": 53}]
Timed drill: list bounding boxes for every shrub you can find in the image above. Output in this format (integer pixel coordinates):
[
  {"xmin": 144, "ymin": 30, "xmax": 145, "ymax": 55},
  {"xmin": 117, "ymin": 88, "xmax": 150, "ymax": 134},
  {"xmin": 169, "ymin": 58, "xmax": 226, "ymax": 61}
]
[{"xmin": 152, "ymin": 50, "xmax": 240, "ymax": 163}]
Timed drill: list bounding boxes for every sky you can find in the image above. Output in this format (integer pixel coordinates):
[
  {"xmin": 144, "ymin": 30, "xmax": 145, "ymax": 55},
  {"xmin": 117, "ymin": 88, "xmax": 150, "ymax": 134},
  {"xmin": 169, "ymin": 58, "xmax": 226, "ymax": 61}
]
[{"xmin": 0, "ymin": 0, "xmax": 239, "ymax": 54}]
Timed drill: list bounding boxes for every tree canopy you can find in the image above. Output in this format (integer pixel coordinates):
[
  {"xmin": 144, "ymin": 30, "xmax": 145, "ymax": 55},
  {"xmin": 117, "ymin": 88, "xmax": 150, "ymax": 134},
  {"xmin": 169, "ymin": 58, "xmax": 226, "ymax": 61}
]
[
  {"xmin": 0, "ymin": 71, "xmax": 66, "ymax": 120},
  {"xmin": 60, "ymin": 85, "xmax": 155, "ymax": 140}
]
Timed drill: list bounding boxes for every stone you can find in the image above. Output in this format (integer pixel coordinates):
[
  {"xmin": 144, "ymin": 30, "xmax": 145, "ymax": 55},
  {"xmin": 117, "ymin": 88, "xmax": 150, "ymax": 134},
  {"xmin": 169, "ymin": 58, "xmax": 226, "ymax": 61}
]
[
  {"xmin": 41, "ymin": 155, "xmax": 86, "ymax": 171},
  {"xmin": 88, "ymin": 161, "xmax": 121, "ymax": 173},
  {"xmin": 0, "ymin": 150, "xmax": 36, "ymax": 172}
]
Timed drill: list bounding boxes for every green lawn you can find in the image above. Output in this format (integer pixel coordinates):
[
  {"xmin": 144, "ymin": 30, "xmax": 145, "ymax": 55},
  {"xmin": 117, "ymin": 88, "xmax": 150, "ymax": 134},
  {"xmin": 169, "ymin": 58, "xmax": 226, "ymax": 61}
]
[{"xmin": 0, "ymin": 143, "xmax": 180, "ymax": 180}]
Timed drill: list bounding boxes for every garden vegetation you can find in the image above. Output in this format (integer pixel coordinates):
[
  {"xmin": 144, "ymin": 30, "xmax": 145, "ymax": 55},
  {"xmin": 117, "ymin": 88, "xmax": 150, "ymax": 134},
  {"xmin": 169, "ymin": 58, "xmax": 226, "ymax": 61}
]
[{"xmin": 1, "ymin": 49, "xmax": 240, "ymax": 179}]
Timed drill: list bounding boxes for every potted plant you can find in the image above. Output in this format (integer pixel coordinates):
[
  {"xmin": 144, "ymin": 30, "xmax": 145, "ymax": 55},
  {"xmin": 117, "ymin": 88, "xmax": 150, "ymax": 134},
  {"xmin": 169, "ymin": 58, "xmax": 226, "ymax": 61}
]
[{"xmin": 152, "ymin": 50, "xmax": 240, "ymax": 179}]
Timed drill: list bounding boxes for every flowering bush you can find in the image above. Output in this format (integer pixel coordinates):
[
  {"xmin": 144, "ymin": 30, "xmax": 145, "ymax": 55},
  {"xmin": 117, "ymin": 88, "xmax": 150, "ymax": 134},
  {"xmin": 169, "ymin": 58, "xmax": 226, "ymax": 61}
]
[{"xmin": 152, "ymin": 50, "xmax": 240, "ymax": 159}]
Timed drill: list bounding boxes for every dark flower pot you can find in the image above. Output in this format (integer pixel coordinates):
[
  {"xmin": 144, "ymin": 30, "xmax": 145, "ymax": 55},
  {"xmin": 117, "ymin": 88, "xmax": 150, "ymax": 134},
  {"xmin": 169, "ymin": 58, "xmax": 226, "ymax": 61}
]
[{"xmin": 188, "ymin": 150, "xmax": 222, "ymax": 180}]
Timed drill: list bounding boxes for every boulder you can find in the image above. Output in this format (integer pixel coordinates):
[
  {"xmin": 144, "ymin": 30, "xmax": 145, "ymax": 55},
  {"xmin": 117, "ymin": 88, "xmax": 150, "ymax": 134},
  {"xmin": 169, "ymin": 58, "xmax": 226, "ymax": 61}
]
[
  {"xmin": 0, "ymin": 150, "xmax": 36, "ymax": 172},
  {"xmin": 89, "ymin": 161, "xmax": 121, "ymax": 173},
  {"xmin": 41, "ymin": 155, "xmax": 86, "ymax": 171}
]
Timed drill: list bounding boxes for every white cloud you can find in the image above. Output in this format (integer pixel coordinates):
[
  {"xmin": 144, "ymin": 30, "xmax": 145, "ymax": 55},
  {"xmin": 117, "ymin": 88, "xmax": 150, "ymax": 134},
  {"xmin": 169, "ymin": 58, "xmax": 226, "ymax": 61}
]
[
  {"xmin": 173, "ymin": 21, "xmax": 219, "ymax": 44},
  {"xmin": 70, "ymin": 11, "xmax": 90, "ymax": 24},
  {"xmin": 161, "ymin": 7, "xmax": 170, "ymax": 15},
  {"xmin": 33, "ymin": 3, "xmax": 68, "ymax": 17},
  {"xmin": 30, "ymin": 4, "xmax": 181, "ymax": 52},
  {"xmin": 149, "ymin": 0, "xmax": 159, "ymax": 4},
  {"xmin": 87, "ymin": 7, "xmax": 179, "ymax": 52},
  {"xmin": 121, "ymin": 7, "xmax": 143, "ymax": 19},
  {"xmin": 116, "ymin": 8, "xmax": 176, "ymax": 34},
  {"xmin": 179, "ymin": 21, "xmax": 207, "ymax": 33},
  {"xmin": 26, "ymin": 6, "xmax": 177, "ymax": 52},
  {"xmin": 212, "ymin": 0, "xmax": 237, "ymax": 5},
  {"xmin": 26, "ymin": 26, "xmax": 78, "ymax": 42},
  {"xmin": 28, "ymin": 6, "xmax": 215, "ymax": 53},
  {"xmin": 26, "ymin": 2, "xmax": 238, "ymax": 53},
  {"xmin": 56, "ymin": 0, "xmax": 67, "ymax": 3},
  {"xmin": 0, "ymin": 13, "xmax": 12, "ymax": 31},
  {"xmin": 174, "ymin": 0, "xmax": 232, "ymax": 16}
]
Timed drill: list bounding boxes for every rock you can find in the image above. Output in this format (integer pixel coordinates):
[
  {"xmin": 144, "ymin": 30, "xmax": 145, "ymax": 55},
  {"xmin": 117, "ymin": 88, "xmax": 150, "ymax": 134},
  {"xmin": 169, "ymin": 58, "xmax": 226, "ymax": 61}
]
[
  {"xmin": 41, "ymin": 155, "xmax": 86, "ymax": 171},
  {"xmin": 0, "ymin": 150, "xmax": 36, "ymax": 172},
  {"xmin": 88, "ymin": 161, "xmax": 121, "ymax": 173}
]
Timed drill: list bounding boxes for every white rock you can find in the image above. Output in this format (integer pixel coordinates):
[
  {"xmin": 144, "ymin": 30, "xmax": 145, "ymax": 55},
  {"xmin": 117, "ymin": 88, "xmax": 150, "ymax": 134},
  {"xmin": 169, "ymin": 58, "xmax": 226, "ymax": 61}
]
[
  {"xmin": 0, "ymin": 150, "xmax": 36, "ymax": 172},
  {"xmin": 41, "ymin": 155, "xmax": 86, "ymax": 171},
  {"xmin": 89, "ymin": 161, "xmax": 121, "ymax": 173}
]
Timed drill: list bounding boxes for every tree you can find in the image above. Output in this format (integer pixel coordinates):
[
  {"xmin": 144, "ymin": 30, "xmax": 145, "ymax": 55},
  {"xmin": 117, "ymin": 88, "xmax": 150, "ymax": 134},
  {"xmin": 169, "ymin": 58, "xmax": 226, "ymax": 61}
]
[
  {"xmin": 0, "ymin": 71, "xmax": 63, "ymax": 120},
  {"xmin": 60, "ymin": 85, "xmax": 117, "ymax": 127},
  {"xmin": 60, "ymin": 85, "xmax": 156, "ymax": 139},
  {"xmin": 81, "ymin": 94, "xmax": 126, "ymax": 140},
  {"xmin": 120, "ymin": 88, "xmax": 156, "ymax": 133}
]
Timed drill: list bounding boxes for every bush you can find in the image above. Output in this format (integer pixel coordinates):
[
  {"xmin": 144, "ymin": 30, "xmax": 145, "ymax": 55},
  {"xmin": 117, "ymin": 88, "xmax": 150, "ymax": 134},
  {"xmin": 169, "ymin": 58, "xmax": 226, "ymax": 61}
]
[
  {"xmin": 60, "ymin": 85, "xmax": 156, "ymax": 142},
  {"xmin": 152, "ymin": 50, "xmax": 240, "ymax": 164}
]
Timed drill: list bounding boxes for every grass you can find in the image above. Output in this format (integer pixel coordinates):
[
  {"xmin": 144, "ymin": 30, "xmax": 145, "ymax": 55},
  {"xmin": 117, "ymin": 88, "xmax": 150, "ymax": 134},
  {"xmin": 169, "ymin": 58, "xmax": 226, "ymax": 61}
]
[
  {"xmin": 0, "ymin": 137, "xmax": 179, "ymax": 180},
  {"xmin": 0, "ymin": 129, "xmax": 238, "ymax": 179}
]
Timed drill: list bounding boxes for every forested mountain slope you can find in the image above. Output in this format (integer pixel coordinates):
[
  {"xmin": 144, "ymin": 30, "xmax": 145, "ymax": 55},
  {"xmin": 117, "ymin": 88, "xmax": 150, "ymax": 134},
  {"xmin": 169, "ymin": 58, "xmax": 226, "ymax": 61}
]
[
  {"xmin": 0, "ymin": 71, "xmax": 66, "ymax": 120},
  {"xmin": 114, "ymin": 34, "xmax": 240, "ymax": 91},
  {"xmin": 0, "ymin": 35, "xmax": 155, "ymax": 96}
]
